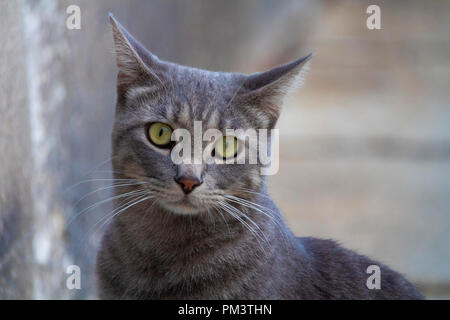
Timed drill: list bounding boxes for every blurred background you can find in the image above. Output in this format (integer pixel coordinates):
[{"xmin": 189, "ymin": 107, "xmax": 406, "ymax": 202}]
[{"xmin": 0, "ymin": 0, "xmax": 449, "ymax": 299}]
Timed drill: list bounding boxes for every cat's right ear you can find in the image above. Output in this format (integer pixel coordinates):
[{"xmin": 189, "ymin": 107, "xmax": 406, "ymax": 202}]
[{"xmin": 109, "ymin": 14, "xmax": 167, "ymax": 94}]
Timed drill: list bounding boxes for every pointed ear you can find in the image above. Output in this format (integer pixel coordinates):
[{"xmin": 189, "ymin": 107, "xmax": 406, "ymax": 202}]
[
  {"xmin": 109, "ymin": 14, "xmax": 167, "ymax": 94},
  {"xmin": 237, "ymin": 54, "xmax": 312, "ymax": 128}
]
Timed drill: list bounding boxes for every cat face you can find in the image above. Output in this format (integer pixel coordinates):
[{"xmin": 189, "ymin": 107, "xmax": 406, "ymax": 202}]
[{"xmin": 109, "ymin": 15, "xmax": 310, "ymax": 215}]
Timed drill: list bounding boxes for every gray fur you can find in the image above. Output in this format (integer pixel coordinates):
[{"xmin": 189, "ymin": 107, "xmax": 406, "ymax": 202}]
[{"xmin": 96, "ymin": 15, "xmax": 423, "ymax": 299}]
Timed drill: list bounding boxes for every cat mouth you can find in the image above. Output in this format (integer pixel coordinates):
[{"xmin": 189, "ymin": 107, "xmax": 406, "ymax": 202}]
[{"xmin": 160, "ymin": 196, "xmax": 207, "ymax": 215}]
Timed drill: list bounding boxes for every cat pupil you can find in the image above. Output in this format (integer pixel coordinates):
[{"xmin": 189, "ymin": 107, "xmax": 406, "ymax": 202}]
[{"xmin": 159, "ymin": 128, "xmax": 164, "ymax": 137}]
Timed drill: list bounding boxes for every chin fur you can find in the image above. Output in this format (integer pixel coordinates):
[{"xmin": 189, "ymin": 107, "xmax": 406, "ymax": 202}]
[{"xmin": 159, "ymin": 200, "xmax": 205, "ymax": 215}]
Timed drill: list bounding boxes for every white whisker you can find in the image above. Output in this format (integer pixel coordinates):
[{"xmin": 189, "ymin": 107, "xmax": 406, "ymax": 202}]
[
  {"xmin": 73, "ymin": 182, "xmax": 149, "ymax": 207},
  {"xmin": 225, "ymin": 194, "xmax": 290, "ymax": 247},
  {"xmin": 90, "ymin": 194, "xmax": 153, "ymax": 235},
  {"xmin": 217, "ymin": 201, "xmax": 269, "ymax": 250},
  {"xmin": 67, "ymin": 189, "xmax": 148, "ymax": 226}
]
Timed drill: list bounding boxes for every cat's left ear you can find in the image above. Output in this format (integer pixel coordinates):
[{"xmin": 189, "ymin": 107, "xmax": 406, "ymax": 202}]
[{"xmin": 237, "ymin": 54, "xmax": 312, "ymax": 128}]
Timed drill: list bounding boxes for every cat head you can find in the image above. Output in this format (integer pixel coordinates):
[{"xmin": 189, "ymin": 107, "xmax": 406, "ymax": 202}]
[{"xmin": 109, "ymin": 14, "xmax": 311, "ymax": 215}]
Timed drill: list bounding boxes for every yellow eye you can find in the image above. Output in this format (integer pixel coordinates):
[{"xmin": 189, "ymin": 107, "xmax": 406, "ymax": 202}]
[
  {"xmin": 148, "ymin": 122, "xmax": 173, "ymax": 147},
  {"xmin": 214, "ymin": 136, "xmax": 238, "ymax": 159}
]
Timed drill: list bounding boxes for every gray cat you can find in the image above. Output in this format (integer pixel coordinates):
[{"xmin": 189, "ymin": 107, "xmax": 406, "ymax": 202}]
[{"xmin": 96, "ymin": 15, "xmax": 423, "ymax": 299}]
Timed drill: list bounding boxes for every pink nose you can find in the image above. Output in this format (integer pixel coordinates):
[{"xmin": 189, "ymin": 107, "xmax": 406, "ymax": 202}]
[{"xmin": 175, "ymin": 176, "xmax": 202, "ymax": 194}]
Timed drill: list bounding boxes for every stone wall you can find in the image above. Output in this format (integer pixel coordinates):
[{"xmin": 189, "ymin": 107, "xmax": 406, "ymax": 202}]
[{"xmin": 0, "ymin": 1, "xmax": 34, "ymax": 299}]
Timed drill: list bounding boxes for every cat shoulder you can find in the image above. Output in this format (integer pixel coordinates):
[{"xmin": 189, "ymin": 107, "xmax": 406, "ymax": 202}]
[{"xmin": 297, "ymin": 236, "xmax": 423, "ymax": 299}]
